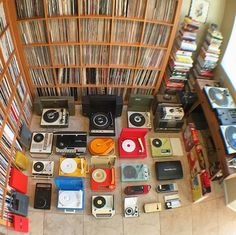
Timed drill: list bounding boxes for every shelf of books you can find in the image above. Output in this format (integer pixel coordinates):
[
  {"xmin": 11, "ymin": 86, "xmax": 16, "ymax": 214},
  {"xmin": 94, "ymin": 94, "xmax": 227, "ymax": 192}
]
[
  {"xmin": 7, "ymin": 0, "xmax": 183, "ymax": 102},
  {"xmin": 0, "ymin": 1, "xmax": 32, "ymax": 227}
]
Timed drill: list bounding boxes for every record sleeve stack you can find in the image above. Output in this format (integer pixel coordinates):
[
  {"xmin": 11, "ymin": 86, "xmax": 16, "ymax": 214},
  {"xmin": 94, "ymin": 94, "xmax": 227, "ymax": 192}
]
[
  {"xmin": 163, "ymin": 16, "xmax": 200, "ymax": 93},
  {"xmin": 193, "ymin": 24, "xmax": 223, "ymax": 80}
]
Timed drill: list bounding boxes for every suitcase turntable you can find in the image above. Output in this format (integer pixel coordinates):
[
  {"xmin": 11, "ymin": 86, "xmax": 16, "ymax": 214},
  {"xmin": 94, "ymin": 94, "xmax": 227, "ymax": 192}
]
[
  {"xmin": 220, "ymin": 125, "xmax": 236, "ymax": 154},
  {"xmin": 30, "ymin": 132, "xmax": 53, "ymax": 154},
  {"xmin": 204, "ymin": 87, "xmax": 236, "ymax": 109},
  {"xmin": 127, "ymin": 112, "xmax": 151, "ymax": 128},
  {"xmin": 150, "ymin": 138, "xmax": 172, "ymax": 158}
]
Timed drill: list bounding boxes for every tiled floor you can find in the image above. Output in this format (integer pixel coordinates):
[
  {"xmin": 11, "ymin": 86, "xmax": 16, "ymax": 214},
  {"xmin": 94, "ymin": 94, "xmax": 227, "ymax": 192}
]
[{"xmin": 1, "ymin": 106, "xmax": 236, "ymax": 235}]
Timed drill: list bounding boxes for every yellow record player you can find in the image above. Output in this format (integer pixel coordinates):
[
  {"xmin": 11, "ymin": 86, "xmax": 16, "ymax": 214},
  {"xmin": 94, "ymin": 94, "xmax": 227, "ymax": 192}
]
[{"xmin": 59, "ymin": 157, "xmax": 88, "ymax": 177}]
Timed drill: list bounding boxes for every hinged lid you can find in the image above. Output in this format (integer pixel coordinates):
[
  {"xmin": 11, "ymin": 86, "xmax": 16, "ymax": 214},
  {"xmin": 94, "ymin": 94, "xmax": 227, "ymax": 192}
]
[
  {"xmin": 128, "ymin": 94, "xmax": 153, "ymax": 112},
  {"xmin": 18, "ymin": 122, "xmax": 32, "ymax": 148},
  {"xmin": 119, "ymin": 128, "xmax": 148, "ymax": 139},
  {"xmin": 55, "ymin": 177, "xmax": 84, "ymax": 190},
  {"xmin": 91, "ymin": 155, "xmax": 116, "ymax": 168}
]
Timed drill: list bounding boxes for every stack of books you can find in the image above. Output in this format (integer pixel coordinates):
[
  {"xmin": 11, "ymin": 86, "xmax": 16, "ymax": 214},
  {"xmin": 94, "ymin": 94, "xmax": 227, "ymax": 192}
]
[
  {"xmin": 193, "ymin": 24, "xmax": 223, "ymax": 80},
  {"xmin": 163, "ymin": 16, "xmax": 200, "ymax": 92}
]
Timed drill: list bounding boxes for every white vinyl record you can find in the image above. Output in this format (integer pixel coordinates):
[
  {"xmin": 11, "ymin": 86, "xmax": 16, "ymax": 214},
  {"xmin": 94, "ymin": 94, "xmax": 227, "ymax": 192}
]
[
  {"xmin": 92, "ymin": 169, "xmax": 107, "ymax": 183},
  {"xmin": 59, "ymin": 191, "xmax": 77, "ymax": 206},
  {"xmin": 122, "ymin": 139, "xmax": 136, "ymax": 152},
  {"xmin": 60, "ymin": 158, "xmax": 77, "ymax": 174}
]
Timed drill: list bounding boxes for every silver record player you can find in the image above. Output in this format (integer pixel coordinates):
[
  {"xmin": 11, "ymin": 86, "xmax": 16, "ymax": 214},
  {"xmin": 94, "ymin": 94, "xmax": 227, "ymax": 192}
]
[
  {"xmin": 30, "ymin": 132, "xmax": 53, "ymax": 154},
  {"xmin": 32, "ymin": 160, "xmax": 54, "ymax": 178},
  {"xmin": 220, "ymin": 125, "xmax": 236, "ymax": 154},
  {"xmin": 204, "ymin": 87, "xmax": 236, "ymax": 109},
  {"xmin": 127, "ymin": 111, "xmax": 151, "ymax": 129}
]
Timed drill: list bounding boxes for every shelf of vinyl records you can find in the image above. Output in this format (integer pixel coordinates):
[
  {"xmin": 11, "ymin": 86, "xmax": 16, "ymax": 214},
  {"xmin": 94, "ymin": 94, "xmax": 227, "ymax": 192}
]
[{"xmin": 6, "ymin": 0, "xmax": 183, "ymax": 100}]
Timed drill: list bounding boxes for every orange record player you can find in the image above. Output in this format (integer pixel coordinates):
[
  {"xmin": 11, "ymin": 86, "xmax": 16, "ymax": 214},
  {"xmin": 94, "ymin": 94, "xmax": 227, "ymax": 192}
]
[
  {"xmin": 88, "ymin": 138, "xmax": 115, "ymax": 155},
  {"xmin": 59, "ymin": 157, "xmax": 88, "ymax": 177},
  {"xmin": 118, "ymin": 128, "xmax": 148, "ymax": 158},
  {"xmin": 90, "ymin": 155, "xmax": 116, "ymax": 191}
]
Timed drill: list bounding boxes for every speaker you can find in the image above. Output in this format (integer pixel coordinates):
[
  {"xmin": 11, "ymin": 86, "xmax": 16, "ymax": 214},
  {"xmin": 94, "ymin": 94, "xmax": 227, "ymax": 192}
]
[
  {"xmin": 34, "ymin": 183, "xmax": 52, "ymax": 210},
  {"xmin": 223, "ymin": 173, "xmax": 236, "ymax": 212},
  {"xmin": 33, "ymin": 96, "xmax": 75, "ymax": 115},
  {"xmin": 81, "ymin": 95, "xmax": 123, "ymax": 117}
]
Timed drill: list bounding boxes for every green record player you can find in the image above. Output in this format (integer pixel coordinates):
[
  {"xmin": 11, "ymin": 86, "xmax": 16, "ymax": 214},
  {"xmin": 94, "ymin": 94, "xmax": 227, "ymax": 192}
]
[
  {"xmin": 128, "ymin": 94, "xmax": 154, "ymax": 112},
  {"xmin": 150, "ymin": 138, "xmax": 173, "ymax": 158}
]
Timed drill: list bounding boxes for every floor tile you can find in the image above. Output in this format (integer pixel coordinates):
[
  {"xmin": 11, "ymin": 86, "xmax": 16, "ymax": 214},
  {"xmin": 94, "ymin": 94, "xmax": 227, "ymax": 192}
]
[
  {"xmin": 84, "ymin": 214, "xmax": 123, "ymax": 235},
  {"xmin": 44, "ymin": 213, "xmax": 83, "ymax": 235}
]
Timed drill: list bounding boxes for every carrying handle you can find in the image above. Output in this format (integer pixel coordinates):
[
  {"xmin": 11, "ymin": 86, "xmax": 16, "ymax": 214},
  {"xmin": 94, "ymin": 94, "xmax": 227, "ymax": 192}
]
[{"xmin": 64, "ymin": 209, "xmax": 76, "ymax": 213}]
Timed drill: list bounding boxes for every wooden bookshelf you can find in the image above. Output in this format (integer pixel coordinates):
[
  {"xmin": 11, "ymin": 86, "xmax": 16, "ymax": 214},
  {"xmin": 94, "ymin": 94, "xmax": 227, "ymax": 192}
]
[
  {"xmin": 0, "ymin": 0, "xmax": 32, "ymax": 227},
  {"xmin": 6, "ymin": 0, "xmax": 183, "ymax": 102}
]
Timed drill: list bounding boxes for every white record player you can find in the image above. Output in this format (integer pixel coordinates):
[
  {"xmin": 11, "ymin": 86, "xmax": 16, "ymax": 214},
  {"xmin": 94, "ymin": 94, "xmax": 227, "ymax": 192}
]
[
  {"xmin": 41, "ymin": 108, "xmax": 69, "ymax": 127},
  {"xmin": 124, "ymin": 197, "xmax": 139, "ymax": 218},
  {"xmin": 127, "ymin": 111, "xmax": 151, "ymax": 129},
  {"xmin": 30, "ymin": 132, "xmax": 53, "ymax": 154},
  {"xmin": 160, "ymin": 107, "xmax": 184, "ymax": 120},
  {"xmin": 32, "ymin": 160, "xmax": 54, "ymax": 178},
  {"xmin": 58, "ymin": 190, "xmax": 83, "ymax": 209},
  {"xmin": 204, "ymin": 87, "xmax": 236, "ymax": 109},
  {"xmin": 92, "ymin": 195, "xmax": 115, "ymax": 218}
]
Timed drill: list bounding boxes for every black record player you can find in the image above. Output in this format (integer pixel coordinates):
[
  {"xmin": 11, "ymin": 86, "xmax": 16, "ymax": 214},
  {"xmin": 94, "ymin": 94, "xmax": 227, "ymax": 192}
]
[{"xmin": 90, "ymin": 112, "xmax": 115, "ymax": 136}]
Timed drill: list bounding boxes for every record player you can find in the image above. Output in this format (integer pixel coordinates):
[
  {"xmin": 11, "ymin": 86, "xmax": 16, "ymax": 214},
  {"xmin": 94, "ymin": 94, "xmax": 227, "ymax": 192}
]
[
  {"xmin": 88, "ymin": 138, "xmax": 115, "ymax": 155},
  {"xmin": 92, "ymin": 195, "xmax": 115, "ymax": 218},
  {"xmin": 220, "ymin": 125, "xmax": 236, "ymax": 154},
  {"xmin": 121, "ymin": 163, "xmax": 150, "ymax": 182},
  {"xmin": 34, "ymin": 183, "xmax": 52, "ymax": 210},
  {"xmin": 124, "ymin": 197, "xmax": 139, "ymax": 218},
  {"xmin": 82, "ymin": 95, "xmax": 123, "ymax": 136},
  {"xmin": 89, "ymin": 112, "xmax": 115, "ymax": 136},
  {"xmin": 59, "ymin": 157, "xmax": 88, "ymax": 177},
  {"xmin": 41, "ymin": 108, "xmax": 69, "ymax": 127},
  {"xmin": 160, "ymin": 106, "xmax": 184, "ymax": 120},
  {"xmin": 215, "ymin": 109, "xmax": 236, "ymax": 125},
  {"xmin": 55, "ymin": 131, "xmax": 87, "ymax": 155},
  {"xmin": 55, "ymin": 176, "xmax": 84, "ymax": 212},
  {"xmin": 127, "ymin": 94, "xmax": 153, "ymax": 129},
  {"xmin": 32, "ymin": 160, "xmax": 54, "ymax": 178},
  {"xmin": 90, "ymin": 155, "xmax": 116, "ymax": 191},
  {"xmin": 204, "ymin": 87, "xmax": 236, "ymax": 109},
  {"xmin": 30, "ymin": 132, "xmax": 53, "ymax": 154},
  {"xmin": 118, "ymin": 128, "xmax": 148, "ymax": 158},
  {"xmin": 150, "ymin": 138, "xmax": 173, "ymax": 158}
]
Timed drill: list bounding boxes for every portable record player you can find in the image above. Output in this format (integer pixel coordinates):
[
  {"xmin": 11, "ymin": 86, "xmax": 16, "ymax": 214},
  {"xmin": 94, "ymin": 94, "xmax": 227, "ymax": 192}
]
[
  {"xmin": 30, "ymin": 132, "xmax": 53, "ymax": 154},
  {"xmin": 92, "ymin": 195, "xmax": 115, "ymax": 218},
  {"xmin": 32, "ymin": 160, "xmax": 54, "ymax": 178},
  {"xmin": 121, "ymin": 163, "xmax": 150, "ymax": 182},
  {"xmin": 220, "ymin": 125, "xmax": 236, "ymax": 154},
  {"xmin": 204, "ymin": 87, "xmax": 236, "ymax": 109},
  {"xmin": 55, "ymin": 176, "xmax": 84, "ymax": 212},
  {"xmin": 88, "ymin": 138, "xmax": 115, "ymax": 155},
  {"xmin": 215, "ymin": 109, "xmax": 236, "ymax": 125},
  {"xmin": 124, "ymin": 197, "xmax": 139, "ymax": 218},
  {"xmin": 90, "ymin": 155, "xmax": 116, "ymax": 191},
  {"xmin": 127, "ymin": 94, "xmax": 153, "ymax": 129},
  {"xmin": 55, "ymin": 131, "xmax": 87, "ymax": 155},
  {"xmin": 118, "ymin": 128, "xmax": 148, "ymax": 158},
  {"xmin": 41, "ymin": 108, "xmax": 69, "ymax": 127},
  {"xmin": 150, "ymin": 138, "xmax": 172, "ymax": 158},
  {"xmin": 160, "ymin": 106, "xmax": 184, "ymax": 120},
  {"xmin": 90, "ymin": 112, "xmax": 115, "ymax": 136},
  {"xmin": 59, "ymin": 157, "xmax": 88, "ymax": 177}
]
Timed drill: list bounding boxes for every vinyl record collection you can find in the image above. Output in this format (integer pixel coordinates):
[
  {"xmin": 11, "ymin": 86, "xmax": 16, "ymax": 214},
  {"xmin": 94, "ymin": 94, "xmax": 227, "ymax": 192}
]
[{"xmin": 164, "ymin": 16, "xmax": 200, "ymax": 92}]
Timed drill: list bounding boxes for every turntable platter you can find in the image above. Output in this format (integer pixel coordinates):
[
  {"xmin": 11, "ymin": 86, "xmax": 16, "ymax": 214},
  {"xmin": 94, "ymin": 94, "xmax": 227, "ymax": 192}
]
[
  {"xmin": 123, "ymin": 165, "xmax": 137, "ymax": 179},
  {"xmin": 33, "ymin": 162, "xmax": 44, "ymax": 172},
  {"xmin": 33, "ymin": 133, "xmax": 44, "ymax": 143},
  {"xmin": 92, "ymin": 169, "xmax": 107, "ymax": 183},
  {"xmin": 209, "ymin": 88, "xmax": 229, "ymax": 107},
  {"xmin": 92, "ymin": 113, "xmax": 110, "ymax": 129},
  {"xmin": 225, "ymin": 126, "xmax": 236, "ymax": 150},
  {"xmin": 59, "ymin": 191, "xmax": 77, "ymax": 206},
  {"xmin": 60, "ymin": 159, "xmax": 77, "ymax": 174},
  {"xmin": 43, "ymin": 109, "xmax": 60, "ymax": 123},
  {"xmin": 93, "ymin": 196, "xmax": 106, "ymax": 208},
  {"xmin": 122, "ymin": 140, "xmax": 136, "ymax": 153},
  {"xmin": 129, "ymin": 113, "xmax": 145, "ymax": 127},
  {"xmin": 152, "ymin": 138, "xmax": 162, "ymax": 148}
]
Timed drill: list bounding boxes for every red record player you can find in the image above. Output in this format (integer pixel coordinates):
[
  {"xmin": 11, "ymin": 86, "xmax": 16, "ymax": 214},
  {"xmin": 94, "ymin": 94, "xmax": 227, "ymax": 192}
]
[
  {"xmin": 90, "ymin": 155, "xmax": 116, "ymax": 191},
  {"xmin": 118, "ymin": 128, "xmax": 148, "ymax": 158}
]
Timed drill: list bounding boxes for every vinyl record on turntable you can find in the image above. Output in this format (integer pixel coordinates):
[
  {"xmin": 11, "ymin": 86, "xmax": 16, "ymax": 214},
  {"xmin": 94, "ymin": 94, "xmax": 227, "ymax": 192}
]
[
  {"xmin": 33, "ymin": 133, "xmax": 44, "ymax": 143},
  {"xmin": 209, "ymin": 88, "xmax": 229, "ymax": 107},
  {"xmin": 33, "ymin": 162, "xmax": 44, "ymax": 172},
  {"xmin": 225, "ymin": 126, "xmax": 236, "ymax": 150},
  {"xmin": 93, "ymin": 196, "xmax": 106, "ymax": 208},
  {"xmin": 43, "ymin": 109, "xmax": 60, "ymax": 123},
  {"xmin": 60, "ymin": 159, "xmax": 77, "ymax": 174},
  {"xmin": 92, "ymin": 113, "xmax": 110, "ymax": 129},
  {"xmin": 129, "ymin": 113, "xmax": 146, "ymax": 127},
  {"xmin": 152, "ymin": 138, "xmax": 162, "ymax": 148},
  {"xmin": 123, "ymin": 165, "xmax": 137, "ymax": 179},
  {"xmin": 122, "ymin": 140, "xmax": 136, "ymax": 153},
  {"xmin": 92, "ymin": 169, "xmax": 107, "ymax": 183}
]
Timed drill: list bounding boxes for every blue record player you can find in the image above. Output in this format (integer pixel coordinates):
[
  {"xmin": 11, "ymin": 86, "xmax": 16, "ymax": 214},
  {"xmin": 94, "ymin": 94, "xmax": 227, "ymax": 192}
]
[
  {"xmin": 121, "ymin": 164, "xmax": 150, "ymax": 182},
  {"xmin": 55, "ymin": 177, "xmax": 84, "ymax": 212}
]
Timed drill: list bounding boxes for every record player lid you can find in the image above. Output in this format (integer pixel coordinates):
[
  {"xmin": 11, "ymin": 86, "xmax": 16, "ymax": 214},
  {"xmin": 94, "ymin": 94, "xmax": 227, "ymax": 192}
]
[
  {"xmin": 128, "ymin": 94, "xmax": 153, "ymax": 112},
  {"xmin": 55, "ymin": 177, "xmax": 84, "ymax": 190},
  {"xmin": 91, "ymin": 155, "xmax": 116, "ymax": 167},
  {"xmin": 119, "ymin": 128, "xmax": 148, "ymax": 139}
]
